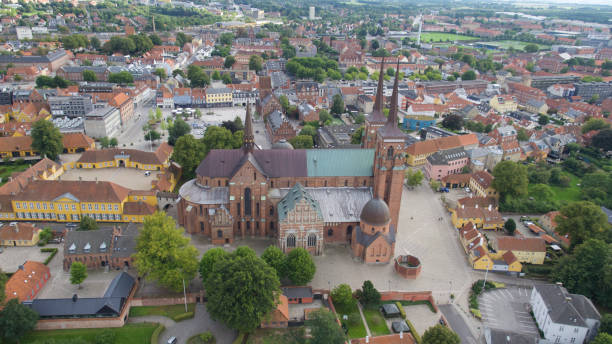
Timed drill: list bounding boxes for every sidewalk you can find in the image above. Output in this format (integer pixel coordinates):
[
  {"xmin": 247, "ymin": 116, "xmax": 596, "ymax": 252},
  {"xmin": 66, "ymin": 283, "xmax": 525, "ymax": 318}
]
[{"xmin": 356, "ymin": 302, "xmax": 372, "ymax": 337}]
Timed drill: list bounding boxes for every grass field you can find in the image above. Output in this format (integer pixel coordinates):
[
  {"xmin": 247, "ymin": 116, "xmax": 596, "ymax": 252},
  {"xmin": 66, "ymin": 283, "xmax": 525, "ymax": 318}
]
[
  {"xmin": 362, "ymin": 308, "xmax": 391, "ymax": 336},
  {"xmin": 0, "ymin": 161, "xmax": 31, "ymax": 186},
  {"xmin": 415, "ymin": 32, "xmax": 478, "ymax": 43},
  {"xmin": 129, "ymin": 303, "xmax": 195, "ymax": 319},
  {"xmin": 485, "ymin": 40, "xmax": 550, "ymax": 50},
  {"xmin": 528, "ymin": 173, "xmax": 582, "ymax": 203},
  {"xmin": 245, "ymin": 327, "xmax": 306, "ymax": 344},
  {"xmin": 335, "ymin": 302, "xmax": 367, "ymax": 339},
  {"xmin": 21, "ymin": 323, "xmax": 158, "ymax": 344}
]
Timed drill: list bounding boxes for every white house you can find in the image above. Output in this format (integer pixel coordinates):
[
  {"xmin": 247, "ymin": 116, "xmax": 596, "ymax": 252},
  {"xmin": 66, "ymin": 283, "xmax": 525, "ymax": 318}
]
[{"xmin": 530, "ymin": 284, "xmax": 601, "ymax": 344}]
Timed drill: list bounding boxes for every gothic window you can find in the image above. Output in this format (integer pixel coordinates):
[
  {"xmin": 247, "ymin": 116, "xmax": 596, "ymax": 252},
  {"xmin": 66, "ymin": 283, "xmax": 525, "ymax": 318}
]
[
  {"xmin": 256, "ymin": 203, "xmax": 260, "ymax": 216},
  {"xmin": 269, "ymin": 206, "xmax": 274, "ymax": 216},
  {"xmin": 200, "ymin": 222, "xmax": 204, "ymax": 232},
  {"xmin": 344, "ymin": 180, "xmax": 348, "ymax": 186},
  {"xmin": 287, "ymin": 234, "xmax": 296, "ymax": 248},
  {"xmin": 327, "ymin": 229, "xmax": 333, "ymax": 236},
  {"xmin": 307, "ymin": 234, "xmax": 317, "ymax": 247},
  {"xmin": 387, "ymin": 146, "xmax": 394, "ymax": 159},
  {"xmin": 217, "ymin": 230, "xmax": 223, "ymax": 238},
  {"xmin": 270, "ymin": 221, "xmax": 274, "ymax": 230},
  {"xmin": 254, "ymin": 172, "xmax": 257, "ymax": 181},
  {"xmin": 237, "ymin": 202, "xmax": 241, "ymax": 216},
  {"xmin": 244, "ymin": 188, "xmax": 252, "ymax": 215}
]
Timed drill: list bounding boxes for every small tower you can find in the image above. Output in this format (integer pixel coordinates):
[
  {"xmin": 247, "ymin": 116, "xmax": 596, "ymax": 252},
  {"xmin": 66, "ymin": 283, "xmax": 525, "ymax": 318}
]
[
  {"xmin": 372, "ymin": 60, "xmax": 407, "ymax": 228},
  {"xmin": 362, "ymin": 57, "xmax": 388, "ymax": 149},
  {"xmin": 243, "ymin": 103, "xmax": 255, "ymax": 152}
]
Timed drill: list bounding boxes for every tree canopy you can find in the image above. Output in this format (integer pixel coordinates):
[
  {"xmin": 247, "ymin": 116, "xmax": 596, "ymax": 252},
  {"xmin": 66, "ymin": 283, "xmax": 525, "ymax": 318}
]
[
  {"xmin": 133, "ymin": 212, "xmax": 199, "ymax": 292},
  {"xmin": 31, "ymin": 119, "xmax": 63, "ymax": 160},
  {"xmin": 442, "ymin": 114, "xmax": 463, "ymax": 131},
  {"xmin": 492, "ymin": 160, "xmax": 528, "ymax": 200},
  {"xmin": 0, "ymin": 298, "xmax": 39, "ymax": 343},
  {"xmin": 555, "ymin": 201, "xmax": 610, "ymax": 249},
  {"xmin": 78, "ymin": 215, "xmax": 98, "ymax": 231},
  {"xmin": 261, "ymin": 245, "xmax": 285, "ymax": 279},
  {"xmin": 168, "ymin": 118, "xmax": 191, "ymax": 145},
  {"xmin": 70, "ymin": 261, "xmax": 88, "ymax": 288},
  {"xmin": 331, "ymin": 94, "xmax": 345, "ymax": 115},
  {"xmin": 249, "ymin": 55, "xmax": 263, "ymax": 72},
  {"xmin": 199, "ymin": 247, "xmax": 229, "ymax": 282},
  {"xmin": 289, "ymin": 135, "xmax": 314, "ymax": 149},
  {"xmin": 284, "ymin": 248, "xmax": 316, "ymax": 285},
  {"xmin": 307, "ymin": 309, "xmax": 346, "ymax": 344},
  {"xmin": 422, "ymin": 324, "xmax": 461, "ymax": 344},
  {"xmin": 331, "ymin": 284, "xmax": 354, "ymax": 308},
  {"xmin": 108, "ymin": 71, "xmax": 134, "ymax": 84}
]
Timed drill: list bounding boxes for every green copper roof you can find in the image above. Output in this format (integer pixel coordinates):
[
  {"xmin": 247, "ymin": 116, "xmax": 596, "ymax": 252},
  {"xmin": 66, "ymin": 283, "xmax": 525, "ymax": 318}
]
[
  {"xmin": 277, "ymin": 183, "xmax": 323, "ymax": 222},
  {"xmin": 306, "ymin": 149, "xmax": 375, "ymax": 177}
]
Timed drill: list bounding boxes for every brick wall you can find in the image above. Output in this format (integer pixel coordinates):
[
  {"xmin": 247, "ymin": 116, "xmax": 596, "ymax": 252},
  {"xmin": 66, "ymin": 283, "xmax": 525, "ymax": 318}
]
[{"xmin": 379, "ymin": 291, "xmax": 438, "ymax": 312}]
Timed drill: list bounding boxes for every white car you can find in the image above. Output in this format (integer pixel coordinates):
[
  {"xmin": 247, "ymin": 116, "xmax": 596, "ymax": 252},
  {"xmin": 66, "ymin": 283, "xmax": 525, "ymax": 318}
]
[{"xmin": 167, "ymin": 337, "xmax": 177, "ymax": 344}]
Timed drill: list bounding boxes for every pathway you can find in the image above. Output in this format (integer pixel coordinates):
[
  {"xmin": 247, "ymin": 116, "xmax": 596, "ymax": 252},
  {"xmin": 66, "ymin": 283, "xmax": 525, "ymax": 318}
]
[
  {"xmin": 128, "ymin": 315, "xmax": 176, "ymax": 328},
  {"xmin": 356, "ymin": 302, "xmax": 372, "ymax": 337},
  {"xmin": 439, "ymin": 304, "xmax": 479, "ymax": 344}
]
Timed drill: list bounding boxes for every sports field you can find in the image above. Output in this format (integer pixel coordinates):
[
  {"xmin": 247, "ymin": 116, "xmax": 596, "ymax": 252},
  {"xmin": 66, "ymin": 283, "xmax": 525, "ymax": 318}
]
[{"xmin": 417, "ymin": 32, "xmax": 478, "ymax": 42}]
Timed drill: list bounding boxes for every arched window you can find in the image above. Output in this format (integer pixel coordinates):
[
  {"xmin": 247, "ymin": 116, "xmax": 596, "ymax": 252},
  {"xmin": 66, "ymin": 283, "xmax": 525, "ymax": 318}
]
[
  {"xmin": 387, "ymin": 146, "xmax": 394, "ymax": 159},
  {"xmin": 244, "ymin": 188, "xmax": 252, "ymax": 215},
  {"xmin": 287, "ymin": 234, "xmax": 296, "ymax": 248},
  {"xmin": 327, "ymin": 229, "xmax": 333, "ymax": 236},
  {"xmin": 269, "ymin": 206, "xmax": 274, "ymax": 216},
  {"xmin": 307, "ymin": 234, "xmax": 317, "ymax": 247},
  {"xmin": 217, "ymin": 230, "xmax": 223, "ymax": 238}
]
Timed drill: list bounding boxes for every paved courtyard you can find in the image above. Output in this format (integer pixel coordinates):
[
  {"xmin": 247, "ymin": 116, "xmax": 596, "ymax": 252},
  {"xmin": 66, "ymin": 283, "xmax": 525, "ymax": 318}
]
[
  {"xmin": 403, "ymin": 304, "xmax": 441, "ymax": 336},
  {"xmin": 479, "ymin": 286, "xmax": 539, "ymax": 337},
  {"xmin": 60, "ymin": 167, "xmax": 162, "ymax": 190},
  {"xmin": 0, "ymin": 245, "xmax": 57, "ymax": 273}
]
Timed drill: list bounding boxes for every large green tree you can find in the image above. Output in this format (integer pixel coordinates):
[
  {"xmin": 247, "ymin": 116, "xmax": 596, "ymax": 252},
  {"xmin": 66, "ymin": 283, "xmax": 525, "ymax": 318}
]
[
  {"xmin": 307, "ymin": 309, "xmax": 346, "ymax": 344},
  {"xmin": 289, "ymin": 135, "xmax": 313, "ymax": 149},
  {"xmin": 82, "ymin": 69, "xmax": 97, "ymax": 82},
  {"xmin": 171, "ymin": 135, "xmax": 206, "ymax": 179},
  {"xmin": 205, "ymin": 251, "xmax": 280, "ymax": 332},
  {"xmin": 492, "ymin": 160, "xmax": 528, "ymax": 201},
  {"xmin": 0, "ymin": 268, "xmax": 7, "ymax": 305},
  {"xmin": 133, "ymin": 212, "xmax": 199, "ymax": 292},
  {"xmin": 70, "ymin": 261, "xmax": 88, "ymax": 289},
  {"xmin": 331, "ymin": 94, "xmax": 345, "ymax": 115},
  {"xmin": 284, "ymin": 248, "xmax": 316, "ymax": 285},
  {"xmin": 592, "ymin": 332, "xmax": 612, "ymax": 344},
  {"xmin": 593, "ymin": 129, "xmax": 612, "ymax": 151},
  {"xmin": 581, "ymin": 118, "xmax": 610, "ymax": 133},
  {"xmin": 359, "ymin": 280, "xmax": 381, "ymax": 307},
  {"xmin": 422, "ymin": 324, "xmax": 461, "ymax": 344},
  {"xmin": 199, "ymin": 248, "xmax": 229, "ymax": 282},
  {"xmin": 331, "ymin": 284, "xmax": 354, "ymax": 308},
  {"xmin": 168, "ymin": 118, "xmax": 191, "ymax": 145},
  {"xmin": 31, "ymin": 119, "xmax": 63, "ymax": 160},
  {"xmin": 405, "ymin": 168, "xmax": 424, "ymax": 188},
  {"xmin": 556, "ymin": 201, "xmax": 610, "ymax": 249},
  {"xmin": 249, "ymin": 55, "xmax": 263, "ymax": 72},
  {"xmin": 78, "ymin": 215, "xmax": 98, "ymax": 231},
  {"xmin": 261, "ymin": 245, "xmax": 285, "ymax": 279},
  {"xmin": 0, "ymin": 298, "xmax": 39, "ymax": 343},
  {"xmin": 552, "ymin": 239, "xmax": 612, "ymax": 308}
]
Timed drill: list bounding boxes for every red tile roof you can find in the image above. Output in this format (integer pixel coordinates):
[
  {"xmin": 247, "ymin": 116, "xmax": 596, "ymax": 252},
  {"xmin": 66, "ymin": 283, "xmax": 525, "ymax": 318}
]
[{"xmin": 5, "ymin": 261, "xmax": 50, "ymax": 302}]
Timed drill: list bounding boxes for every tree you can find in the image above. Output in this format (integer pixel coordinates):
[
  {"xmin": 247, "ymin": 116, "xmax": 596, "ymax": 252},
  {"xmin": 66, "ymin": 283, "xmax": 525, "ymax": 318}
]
[
  {"xmin": 133, "ymin": 212, "xmax": 199, "ymax": 292},
  {"xmin": 0, "ymin": 298, "xmax": 38, "ymax": 343},
  {"xmin": 221, "ymin": 118, "xmax": 244, "ymax": 133},
  {"xmin": 307, "ymin": 309, "xmax": 346, "ymax": 344},
  {"xmin": 261, "ymin": 245, "xmax": 285, "ymax": 279},
  {"xmin": 221, "ymin": 73, "xmax": 232, "ymax": 84},
  {"xmin": 171, "ymin": 135, "xmax": 206, "ymax": 179},
  {"xmin": 38, "ymin": 227, "xmax": 53, "ymax": 245},
  {"xmin": 517, "ymin": 128, "xmax": 529, "ymax": 141},
  {"xmin": 90, "ymin": 36, "xmax": 101, "ymax": 50},
  {"xmin": 173, "ymin": 69, "xmax": 185, "ymax": 78},
  {"xmin": 492, "ymin": 161, "xmax": 528, "ymax": 200},
  {"xmin": 176, "ymin": 32, "xmax": 191, "ymax": 47},
  {"xmin": 224, "ymin": 56, "xmax": 236, "ymax": 69},
  {"xmin": 351, "ymin": 126, "xmax": 364, "ymax": 144},
  {"xmin": 145, "ymin": 130, "xmax": 161, "ymax": 143},
  {"xmin": 199, "ymin": 248, "xmax": 229, "ymax": 282},
  {"xmin": 556, "ymin": 201, "xmax": 610, "ymax": 249},
  {"xmin": 200, "ymin": 126, "xmax": 243, "ymax": 153},
  {"xmin": 149, "ymin": 34, "xmax": 162, "ymax": 45},
  {"xmin": 212, "ymin": 70, "xmax": 221, "ymax": 81},
  {"xmin": 386, "ymin": 67, "xmax": 395, "ymax": 77},
  {"xmin": 331, "ymin": 94, "xmax": 345, "ymax": 115},
  {"xmin": 279, "ymin": 95, "xmax": 290, "ymax": 113},
  {"xmin": 331, "ymin": 284, "xmax": 354, "ymax": 307},
  {"xmin": 592, "ymin": 333, "xmax": 612, "ymax": 344},
  {"xmin": 187, "ymin": 65, "xmax": 210, "ymax": 87},
  {"xmin": 442, "ymin": 114, "xmax": 463, "ymax": 131},
  {"xmin": 601, "ymin": 313, "xmax": 612, "ymax": 334},
  {"xmin": 504, "ymin": 218, "xmax": 516, "ymax": 236},
  {"xmin": 299, "ymin": 125, "xmax": 317, "ymax": 137},
  {"xmin": 284, "ymin": 248, "xmax": 316, "ymax": 285},
  {"xmin": 359, "ymin": 280, "xmax": 381, "ymax": 307},
  {"xmin": 582, "ymin": 118, "xmax": 610, "ymax": 133},
  {"xmin": 422, "ymin": 324, "xmax": 461, "ymax": 344},
  {"xmin": 593, "ymin": 129, "xmax": 612, "ymax": 151},
  {"xmin": 0, "ymin": 268, "xmax": 7, "ymax": 305},
  {"xmin": 78, "ymin": 215, "xmax": 98, "ymax": 231},
  {"xmin": 405, "ymin": 168, "xmax": 425, "ymax": 188},
  {"xmin": 524, "ymin": 44, "xmax": 539, "ymax": 53},
  {"xmin": 218, "ymin": 32, "xmax": 234, "ymax": 46},
  {"xmin": 249, "ymin": 55, "xmax": 263, "ymax": 72},
  {"xmin": 153, "ymin": 68, "xmax": 167, "ymax": 80},
  {"xmin": 205, "ymin": 251, "xmax": 280, "ymax": 332},
  {"xmin": 70, "ymin": 261, "xmax": 88, "ymax": 288},
  {"xmin": 289, "ymin": 135, "xmax": 313, "ymax": 149},
  {"xmin": 31, "ymin": 119, "xmax": 63, "ymax": 160},
  {"xmin": 461, "ymin": 70, "xmax": 477, "ymax": 81},
  {"xmin": 551, "ymin": 239, "xmax": 612, "ymax": 308},
  {"xmin": 168, "ymin": 118, "xmax": 191, "ymax": 145},
  {"xmin": 108, "ymin": 71, "xmax": 134, "ymax": 84},
  {"xmin": 82, "ymin": 69, "xmax": 97, "ymax": 82},
  {"xmin": 370, "ymin": 40, "xmax": 380, "ymax": 51},
  {"xmin": 319, "ymin": 110, "xmax": 332, "ymax": 124},
  {"xmin": 99, "ymin": 136, "xmax": 110, "ymax": 148},
  {"xmin": 109, "ymin": 138, "xmax": 118, "ymax": 147}
]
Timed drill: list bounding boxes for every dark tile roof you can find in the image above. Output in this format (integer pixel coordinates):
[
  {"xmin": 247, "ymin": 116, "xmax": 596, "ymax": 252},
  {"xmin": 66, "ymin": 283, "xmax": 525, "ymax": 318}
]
[
  {"xmin": 64, "ymin": 228, "xmax": 113, "ymax": 256},
  {"xmin": 354, "ymin": 225, "xmax": 396, "ymax": 248},
  {"xmin": 196, "ymin": 149, "xmax": 308, "ymax": 178},
  {"xmin": 104, "ymin": 272, "xmax": 135, "ymax": 298},
  {"xmin": 533, "ymin": 284, "xmax": 600, "ymax": 327},
  {"xmin": 282, "ymin": 286, "xmax": 313, "ymax": 299}
]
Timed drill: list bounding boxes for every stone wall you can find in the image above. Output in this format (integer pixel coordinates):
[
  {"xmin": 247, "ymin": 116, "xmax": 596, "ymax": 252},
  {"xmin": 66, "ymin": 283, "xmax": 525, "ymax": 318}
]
[{"xmin": 379, "ymin": 291, "xmax": 438, "ymax": 312}]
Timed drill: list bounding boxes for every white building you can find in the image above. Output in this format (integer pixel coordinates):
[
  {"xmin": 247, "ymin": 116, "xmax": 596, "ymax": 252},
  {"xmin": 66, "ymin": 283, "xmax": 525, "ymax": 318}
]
[
  {"xmin": 309, "ymin": 6, "xmax": 315, "ymax": 20},
  {"xmin": 16, "ymin": 27, "xmax": 33, "ymax": 40},
  {"xmin": 84, "ymin": 106, "xmax": 122, "ymax": 139},
  {"xmin": 530, "ymin": 284, "xmax": 601, "ymax": 344}
]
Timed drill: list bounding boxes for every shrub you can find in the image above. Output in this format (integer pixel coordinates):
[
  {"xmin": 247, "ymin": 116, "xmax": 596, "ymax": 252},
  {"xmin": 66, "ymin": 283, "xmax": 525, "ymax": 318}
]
[
  {"xmin": 151, "ymin": 324, "xmax": 165, "ymax": 344},
  {"xmin": 347, "ymin": 312, "xmax": 361, "ymax": 326},
  {"xmin": 173, "ymin": 311, "xmax": 194, "ymax": 322},
  {"xmin": 199, "ymin": 331, "xmax": 215, "ymax": 344},
  {"xmin": 232, "ymin": 333, "xmax": 247, "ymax": 344},
  {"xmin": 396, "ymin": 302, "xmax": 406, "ymax": 319},
  {"xmin": 406, "ymin": 318, "xmax": 421, "ymax": 344},
  {"xmin": 470, "ymin": 308, "xmax": 482, "ymax": 319},
  {"xmin": 41, "ymin": 248, "xmax": 58, "ymax": 265}
]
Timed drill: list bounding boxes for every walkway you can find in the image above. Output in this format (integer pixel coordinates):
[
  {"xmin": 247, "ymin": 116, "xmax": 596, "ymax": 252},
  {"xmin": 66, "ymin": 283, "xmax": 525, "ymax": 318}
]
[
  {"xmin": 129, "ymin": 304, "xmax": 237, "ymax": 344},
  {"xmin": 356, "ymin": 302, "xmax": 372, "ymax": 337},
  {"xmin": 439, "ymin": 304, "xmax": 479, "ymax": 344}
]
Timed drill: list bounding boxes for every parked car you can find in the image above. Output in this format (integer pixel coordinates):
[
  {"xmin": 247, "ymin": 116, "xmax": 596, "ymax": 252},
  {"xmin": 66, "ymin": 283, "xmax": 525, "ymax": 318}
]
[
  {"xmin": 144, "ymin": 171, "xmax": 151, "ymax": 176},
  {"xmin": 66, "ymin": 223, "xmax": 77, "ymax": 228},
  {"xmin": 167, "ymin": 337, "xmax": 177, "ymax": 344}
]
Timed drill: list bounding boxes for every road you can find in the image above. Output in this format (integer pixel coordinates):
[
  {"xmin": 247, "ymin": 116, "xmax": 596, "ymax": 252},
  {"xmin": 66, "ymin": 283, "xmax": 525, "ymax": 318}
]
[
  {"xmin": 439, "ymin": 304, "xmax": 479, "ymax": 344},
  {"xmin": 115, "ymin": 97, "xmax": 164, "ymax": 151}
]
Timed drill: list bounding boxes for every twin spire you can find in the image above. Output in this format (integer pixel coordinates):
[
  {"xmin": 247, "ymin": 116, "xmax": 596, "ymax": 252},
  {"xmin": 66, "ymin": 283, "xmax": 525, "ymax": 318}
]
[{"xmin": 243, "ymin": 102, "xmax": 255, "ymax": 152}]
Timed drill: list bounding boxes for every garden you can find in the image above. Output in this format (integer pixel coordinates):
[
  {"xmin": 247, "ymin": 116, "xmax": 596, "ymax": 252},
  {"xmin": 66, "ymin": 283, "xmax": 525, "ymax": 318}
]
[
  {"xmin": 20, "ymin": 323, "xmax": 159, "ymax": 344},
  {"xmin": 0, "ymin": 159, "xmax": 31, "ymax": 186},
  {"xmin": 128, "ymin": 303, "xmax": 196, "ymax": 321}
]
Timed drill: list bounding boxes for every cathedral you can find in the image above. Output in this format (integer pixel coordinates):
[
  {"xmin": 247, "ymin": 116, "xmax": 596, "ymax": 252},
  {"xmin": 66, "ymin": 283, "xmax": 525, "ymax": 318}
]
[{"xmin": 177, "ymin": 59, "xmax": 408, "ymax": 263}]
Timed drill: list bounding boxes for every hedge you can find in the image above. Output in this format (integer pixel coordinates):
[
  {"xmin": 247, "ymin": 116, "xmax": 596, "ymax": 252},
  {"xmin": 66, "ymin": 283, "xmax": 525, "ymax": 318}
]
[
  {"xmin": 172, "ymin": 311, "xmax": 194, "ymax": 322},
  {"xmin": 151, "ymin": 324, "xmax": 165, "ymax": 344},
  {"xmin": 470, "ymin": 308, "xmax": 482, "ymax": 319},
  {"xmin": 396, "ymin": 302, "xmax": 406, "ymax": 319},
  {"xmin": 41, "ymin": 248, "xmax": 58, "ymax": 265},
  {"xmin": 406, "ymin": 318, "xmax": 421, "ymax": 344},
  {"xmin": 232, "ymin": 333, "xmax": 247, "ymax": 344}
]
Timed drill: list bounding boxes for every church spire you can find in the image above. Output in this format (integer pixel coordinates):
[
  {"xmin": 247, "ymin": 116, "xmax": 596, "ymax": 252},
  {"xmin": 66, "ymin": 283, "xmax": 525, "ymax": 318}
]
[
  {"xmin": 372, "ymin": 56, "xmax": 386, "ymax": 119},
  {"xmin": 378, "ymin": 58, "xmax": 406, "ymax": 139},
  {"xmin": 243, "ymin": 103, "xmax": 255, "ymax": 152}
]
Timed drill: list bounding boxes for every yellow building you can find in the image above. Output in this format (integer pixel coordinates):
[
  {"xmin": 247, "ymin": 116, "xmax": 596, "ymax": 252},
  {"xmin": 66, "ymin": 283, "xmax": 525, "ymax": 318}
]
[
  {"xmin": 75, "ymin": 144, "xmax": 173, "ymax": 171},
  {"xmin": 10, "ymin": 180, "xmax": 156, "ymax": 223},
  {"xmin": 489, "ymin": 95, "xmax": 518, "ymax": 113},
  {"xmin": 493, "ymin": 237, "xmax": 546, "ymax": 265},
  {"xmin": 205, "ymin": 87, "xmax": 233, "ymax": 107},
  {"xmin": 451, "ymin": 204, "xmax": 504, "ymax": 230},
  {"xmin": 0, "ymin": 223, "xmax": 41, "ymax": 246},
  {"xmin": 459, "ymin": 222, "xmax": 521, "ymax": 273},
  {"xmin": 469, "ymin": 171, "xmax": 498, "ymax": 199},
  {"xmin": 0, "ymin": 133, "xmax": 94, "ymax": 159}
]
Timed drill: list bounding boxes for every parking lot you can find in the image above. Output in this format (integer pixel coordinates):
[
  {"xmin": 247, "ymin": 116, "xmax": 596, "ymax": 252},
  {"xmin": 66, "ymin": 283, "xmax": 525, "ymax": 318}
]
[
  {"xmin": 479, "ymin": 286, "xmax": 539, "ymax": 336},
  {"xmin": 0, "ymin": 245, "xmax": 57, "ymax": 273},
  {"xmin": 61, "ymin": 167, "xmax": 162, "ymax": 190}
]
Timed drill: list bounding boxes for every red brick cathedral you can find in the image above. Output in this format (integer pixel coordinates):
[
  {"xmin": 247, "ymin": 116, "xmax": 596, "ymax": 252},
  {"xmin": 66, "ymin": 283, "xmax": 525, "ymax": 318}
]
[{"xmin": 178, "ymin": 59, "xmax": 408, "ymax": 263}]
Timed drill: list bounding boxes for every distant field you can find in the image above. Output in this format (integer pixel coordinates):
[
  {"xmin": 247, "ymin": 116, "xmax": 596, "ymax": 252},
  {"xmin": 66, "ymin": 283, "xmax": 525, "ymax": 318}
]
[
  {"xmin": 483, "ymin": 40, "xmax": 551, "ymax": 50},
  {"xmin": 415, "ymin": 32, "xmax": 479, "ymax": 43}
]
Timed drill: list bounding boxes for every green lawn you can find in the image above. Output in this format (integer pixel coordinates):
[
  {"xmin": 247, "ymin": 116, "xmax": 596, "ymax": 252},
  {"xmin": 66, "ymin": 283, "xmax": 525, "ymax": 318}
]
[
  {"xmin": 362, "ymin": 308, "xmax": 391, "ymax": 336},
  {"xmin": 528, "ymin": 173, "xmax": 582, "ymax": 203},
  {"xmin": 415, "ymin": 32, "xmax": 478, "ymax": 43},
  {"xmin": 129, "ymin": 303, "xmax": 195, "ymax": 319},
  {"xmin": 0, "ymin": 161, "xmax": 31, "ymax": 186},
  {"xmin": 245, "ymin": 327, "xmax": 305, "ymax": 344},
  {"xmin": 20, "ymin": 323, "xmax": 158, "ymax": 344},
  {"xmin": 334, "ymin": 302, "xmax": 367, "ymax": 339},
  {"xmin": 484, "ymin": 40, "xmax": 550, "ymax": 51},
  {"xmin": 382, "ymin": 300, "xmax": 436, "ymax": 313}
]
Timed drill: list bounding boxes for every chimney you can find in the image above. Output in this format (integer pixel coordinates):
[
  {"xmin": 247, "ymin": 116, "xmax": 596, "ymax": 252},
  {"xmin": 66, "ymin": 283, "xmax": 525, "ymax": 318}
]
[
  {"xmin": 565, "ymin": 297, "xmax": 572, "ymax": 302},
  {"xmin": 72, "ymin": 294, "xmax": 78, "ymax": 302},
  {"xmin": 556, "ymin": 282, "xmax": 563, "ymax": 286},
  {"xmin": 366, "ymin": 336, "xmax": 369, "ymax": 343},
  {"xmin": 400, "ymin": 331, "xmax": 403, "ymax": 339}
]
